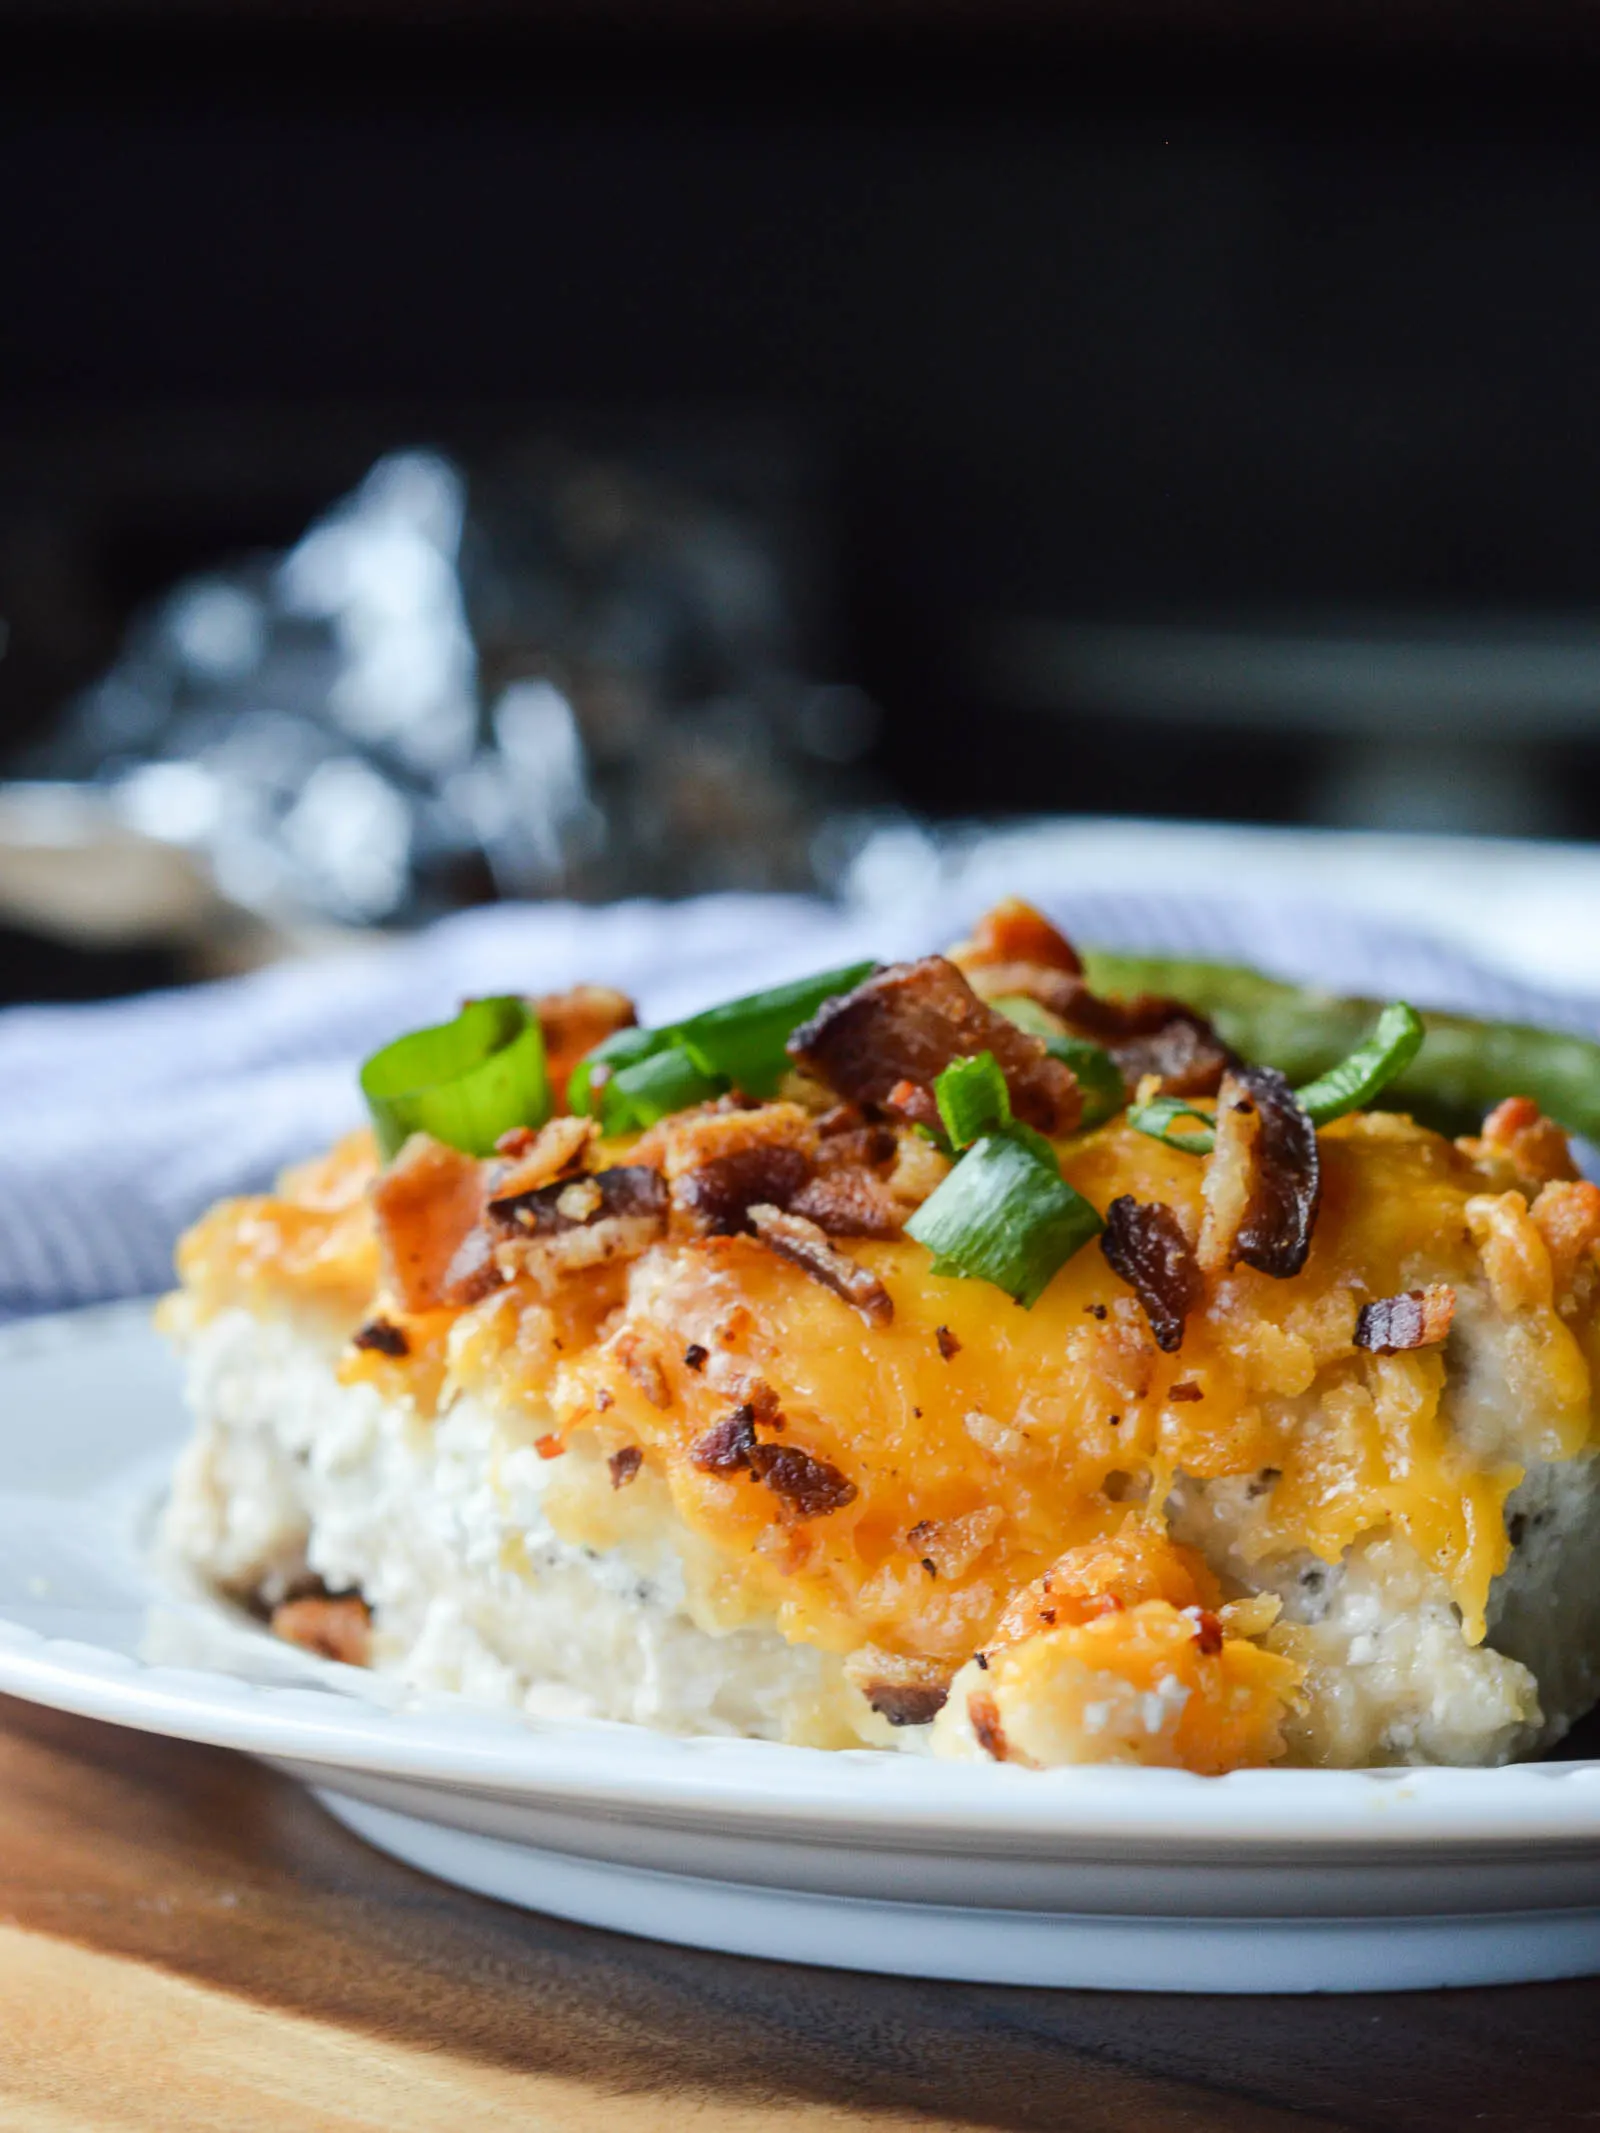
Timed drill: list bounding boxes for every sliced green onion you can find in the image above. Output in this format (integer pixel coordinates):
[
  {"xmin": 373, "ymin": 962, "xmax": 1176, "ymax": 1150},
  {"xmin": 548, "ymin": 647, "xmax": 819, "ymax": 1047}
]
[
  {"xmin": 1294, "ymin": 1001, "xmax": 1425, "ymax": 1126},
  {"xmin": 567, "ymin": 1024, "xmax": 671, "ymax": 1118},
  {"xmin": 907, "ymin": 1128, "xmax": 1104, "ymax": 1309},
  {"xmin": 1046, "ymin": 1037, "xmax": 1126, "ymax": 1130},
  {"xmin": 991, "ymin": 995, "xmax": 1124, "ymax": 1130},
  {"xmin": 935, "ymin": 1051, "xmax": 1012, "ymax": 1151},
  {"xmin": 594, "ymin": 1045, "xmax": 726, "ymax": 1135},
  {"xmin": 678, "ymin": 960, "xmax": 877, "ymax": 1098},
  {"xmin": 1126, "ymin": 1001, "xmax": 1425, "ymax": 1156},
  {"xmin": 1126, "ymin": 1095, "xmax": 1217, "ymax": 1154},
  {"xmin": 360, "ymin": 996, "xmax": 550, "ymax": 1161},
  {"xmin": 991, "ymin": 993, "xmax": 1062, "ymax": 1041}
]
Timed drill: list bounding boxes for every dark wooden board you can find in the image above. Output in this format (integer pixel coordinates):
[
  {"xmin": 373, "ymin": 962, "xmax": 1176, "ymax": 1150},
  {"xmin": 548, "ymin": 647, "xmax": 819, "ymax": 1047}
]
[{"xmin": 0, "ymin": 1692, "xmax": 1596, "ymax": 2129}]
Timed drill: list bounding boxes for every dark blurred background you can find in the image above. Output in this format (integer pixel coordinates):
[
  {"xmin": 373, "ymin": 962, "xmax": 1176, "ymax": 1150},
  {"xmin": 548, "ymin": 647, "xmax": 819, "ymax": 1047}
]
[{"xmin": 5, "ymin": 2, "xmax": 1600, "ymax": 995}]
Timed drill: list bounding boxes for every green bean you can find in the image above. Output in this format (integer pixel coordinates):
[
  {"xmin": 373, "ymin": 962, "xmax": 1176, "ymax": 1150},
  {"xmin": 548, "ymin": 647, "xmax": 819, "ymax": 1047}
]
[{"xmin": 1081, "ymin": 951, "xmax": 1600, "ymax": 1142}]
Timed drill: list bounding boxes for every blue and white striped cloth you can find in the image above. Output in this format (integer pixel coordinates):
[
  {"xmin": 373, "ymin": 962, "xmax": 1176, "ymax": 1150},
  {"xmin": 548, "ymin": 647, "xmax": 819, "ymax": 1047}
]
[{"xmin": 4, "ymin": 876, "xmax": 1598, "ymax": 1320}]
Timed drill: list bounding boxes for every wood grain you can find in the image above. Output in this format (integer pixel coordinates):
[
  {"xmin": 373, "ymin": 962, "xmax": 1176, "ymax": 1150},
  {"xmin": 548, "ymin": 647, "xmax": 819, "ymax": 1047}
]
[{"xmin": 0, "ymin": 1693, "xmax": 1596, "ymax": 2131}]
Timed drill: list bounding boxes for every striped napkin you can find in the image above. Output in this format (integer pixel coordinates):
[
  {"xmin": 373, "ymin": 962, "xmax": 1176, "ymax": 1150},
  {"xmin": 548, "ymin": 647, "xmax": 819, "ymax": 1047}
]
[{"xmin": 3, "ymin": 877, "xmax": 1595, "ymax": 1319}]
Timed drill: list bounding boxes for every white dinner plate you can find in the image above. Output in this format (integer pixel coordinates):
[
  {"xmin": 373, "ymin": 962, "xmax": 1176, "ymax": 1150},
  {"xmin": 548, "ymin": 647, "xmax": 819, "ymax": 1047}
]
[{"xmin": 4, "ymin": 1301, "xmax": 1600, "ymax": 1995}]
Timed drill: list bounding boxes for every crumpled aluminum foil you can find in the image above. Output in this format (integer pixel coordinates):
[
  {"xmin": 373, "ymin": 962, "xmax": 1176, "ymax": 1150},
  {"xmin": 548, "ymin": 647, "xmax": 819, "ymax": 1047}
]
[{"xmin": 32, "ymin": 448, "xmax": 886, "ymax": 926}]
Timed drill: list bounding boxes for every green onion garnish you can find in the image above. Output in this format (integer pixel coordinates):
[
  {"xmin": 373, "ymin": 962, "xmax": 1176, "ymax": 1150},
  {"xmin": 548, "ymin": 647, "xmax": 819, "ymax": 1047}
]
[
  {"xmin": 907, "ymin": 1128, "xmax": 1104, "ymax": 1309},
  {"xmin": 1294, "ymin": 1001, "xmax": 1425, "ymax": 1126},
  {"xmin": 568, "ymin": 958, "xmax": 877, "ymax": 1131},
  {"xmin": 590, "ymin": 1044, "xmax": 726, "ymax": 1135},
  {"xmin": 675, "ymin": 961, "xmax": 877, "ymax": 1098},
  {"xmin": 934, "ymin": 1050, "xmax": 1013, "ymax": 1151},
  {"xmin": 991, "ymin": 995, "xmax": 1124, "ymax": 1130},
  {"xmin": 1125, "ymin": 1095, "xmax": 1218, "ymax": 1154},
  {"xmin": 1126, "ymin": 1000, "xmax": 1425, "ymax": 1156},
  {"xmin": 1045, "ymin": 1037, "xmax": 1126, "ymax": 1129},
  {"xmin": 360, "ymin": 996, "xmax": 550, "ymax": 1161},
  {"xmin": 566, "ymin": 1024, "xmax": 671, "ymax": 1118}
]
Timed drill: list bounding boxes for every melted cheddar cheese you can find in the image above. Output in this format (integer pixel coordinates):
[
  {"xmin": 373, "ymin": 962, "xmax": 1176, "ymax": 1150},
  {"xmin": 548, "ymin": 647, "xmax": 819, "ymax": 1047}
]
[{"xmin": 170, "ymin": 1104, "xmax": 1600, "ymax": 1774}]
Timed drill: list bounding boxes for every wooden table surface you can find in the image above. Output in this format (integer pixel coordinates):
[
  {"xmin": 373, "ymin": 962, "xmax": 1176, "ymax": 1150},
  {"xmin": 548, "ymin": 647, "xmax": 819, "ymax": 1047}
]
[{"xmin": 1, "ymin": 1693, "xmax": 1597, "ymax": 2131}]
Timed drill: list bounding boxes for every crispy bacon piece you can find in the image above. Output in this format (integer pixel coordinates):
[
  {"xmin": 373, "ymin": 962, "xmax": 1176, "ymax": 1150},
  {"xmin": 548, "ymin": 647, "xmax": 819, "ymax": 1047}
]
[
  {"xmin": 955, "ymin": 896, "xmax": 1084, "ymax": 977},
  {"xmin": 1064, "ymin": 992, "xmax": 1233, "ymax": 1099},
  {"xmin": 1354, "ymin": 1284, "xmax": 1456, "ymax": 1355},
  {"xmin": 746, "ymin": 1203, "xmax": 894, "ymax": 1326},
  {"xmin": 491, "ymin": 1163, "xmax": 668, "ymax": 1237},
  {"xmin": 788, "ymin": 1168, "xmax": 905, "ymax": 1239},
  {"xmin": 814, "ymin": 1119, "xmax": 899, "ymax": 1171},
  {"xmin": 536, "ymin": 985, "xmax": 637, "ymax": 1108},
  {"xmin": 688, "ymin": 1402, "xmax": 856, "ymax": 1517},
  {"xmin": 655, "ymin": 1101, "xmax": 819, "ymax": 1236},
  {"xmin": 678, "ymin": 1143, "xmax": 815, "ymax": 1235},
  {"xmin": 864, "ymin": 1681, "xmax": 950, "ymax": 1727},
  {"xmin": 690, "ymin": 1404, "xmax": 759, "ymax": 1473},
  {"xmin": 486, "ymin": 1115, "xmax": 596, "ymax": 1201},
  {"xmin": 1479, "ymin": 1095, "xmax": 1579, "ymax": 1191},
  {"xmin": 1099, "ymin": 1196, "xmax": 1204, "ymax": 1353},
  {"xmin": 787, "ymin": 956, "xmax": 1081, "ymax": 1135},
  {"xmin": 271, "ymin": 1594, "xmax": 371, "ymax": 1667},
  {"xmin": 1198, "ymin": 1065, "xmax": 1321, "ymax": 1280},
  {"xmin": 371, "ymin": 1134, "xmax": 497, "ymax": 1313},
  {"xmin": 608, "ymin": 1446, "xmax": 644, "ymax": 1489},
  {"xmin": 748, "ymin": 1442, "xmax": 858, "ymax": 1518},
  {"xmin": 352, "ymin": 1317, "xmax": 409, "ymax": 1357},
  {"xmin": 490, "ymin": 1163, "xmax": 668, "ymax": 1281}
]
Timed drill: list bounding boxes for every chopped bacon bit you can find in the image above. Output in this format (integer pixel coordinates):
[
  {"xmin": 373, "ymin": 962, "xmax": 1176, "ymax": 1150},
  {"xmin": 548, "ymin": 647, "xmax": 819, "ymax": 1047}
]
[
  {"xmin": 1099, "ymin": 1196, "xmax": 1204, "ymax": 1353},
  {"xmin": 1354, "ymin": 1284, "xmax": 1456, "ymax": 1355},
  {"xmin": 608, "ymin": 1445, "xmax": 644, "ymax": 1489},
  {"xmin": 745, "ymin": 1203, "xmax": 895, "ymax": 1326},
  {"xmin": 815, "ymin": 1121, "xmax": 899, "ymax": 1171},
  {"xmin": 749, "ymin": 1442, "xmax": 858, "ymax": 1518},
  {"xmin": 1169, "ymin": 1381, "xmax": 1204, "ymax": 1402},
  {"xmin": 488, "ymin": 1115, "xmax": 597, "ymax": 1200},
  {"xmin": 690, "ymin": 1404, "xmax": 758, "ymax": 1474},
  {"xmin": 1198, "ymin": 1065, "xmax": 1321, "ymax": 1281},
  {"xmin": 1063, "ymin": 991, "xmax": 1233, "ymax": 1099},
  {"xmin": 594, "ymin": 1387, "xmax": 613, "ymax": 1412},
  {"xmin": 865, "ymin": 1681, "xmax": 950, "ymax": 1727},
  {"xmin": 683, "ymin": 1342, "xmax": 709, "ymax": 1372},
  {"xmin": 618, "ymin": 1334, "xmax": 672, "ymax": 1409},
  {"xmin": 787, "ymin": 956, "xmax": 1081, "ymax": 1136},
  {"xmin": 1478, "ymin": 1095, "xmax": 1580, "ymax": 1190},
  {"xmin": 534, "ymin": 1433, "xmax": 566, "ymax": 1459},
  {"xmin": 372, "ymin": 1134, "xmax": 497, "ymax": 1313},
  {"xmin": 490, "ymin": 1162, "xmax": 666, "ymax": 1236},
  {"xmin": 679, "ymin": 1144, "xmax": 814, "ymax": 1234},
  {"xmin": 271, "ymin": 1594, "xmax": 371, "ymax": 1667},
  {"xmin": 882, "ymin": 1078, "xmax": 943, "ymax": 1132},
  {"xmin": 657, "ymin": 1101, "xmax": 818, "ymax": 1236},
  {"xmin": 352, "ymin": 1317, "xmax": 409, "ymax": 1358},
  {"xmin": 956, "ymin": 896, "xmax": 1084, "ymax": 978},
  {"xmin": 935, "ymin": 1324, "xmax": 961, "ymax": 1360},
  {"xmin": 1192, "ymin": 1609, "xmax": 1225, "ymax": 1656},
  {"xmin": 968, "ymin": 1690, "xmax": 1012, "ymax": 1762},
  {"xmin": 536, "ymin": 985, "xmax": 637, "ymax": 1106},
  {"xmin": 788, "ymin": 1168, "xmax": 905, "ymax": 1239},
  {"xmin": 495, "ymin": 1125, "xmax": 537, "ymax": 1157}
]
